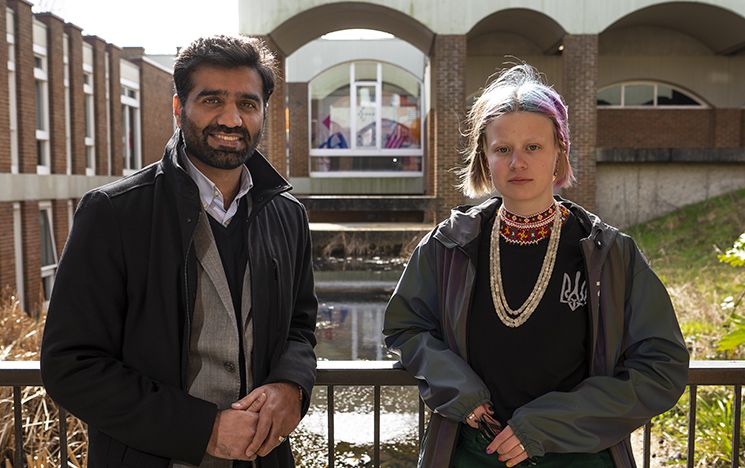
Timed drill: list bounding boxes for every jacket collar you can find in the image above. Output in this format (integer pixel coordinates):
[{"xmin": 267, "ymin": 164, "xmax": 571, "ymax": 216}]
[
  {"xmin": 159, "ymin": 129, "xmax": 292, "ymax": 211},
  {"xmin": 433, "ymin": 194, "xmax": 618, "ymax": 254}
]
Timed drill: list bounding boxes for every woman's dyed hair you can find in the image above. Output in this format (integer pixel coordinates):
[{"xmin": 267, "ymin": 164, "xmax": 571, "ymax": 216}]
[{"xmin": 458, "ymin": 64, "xmax": 574, "ymax": 198}]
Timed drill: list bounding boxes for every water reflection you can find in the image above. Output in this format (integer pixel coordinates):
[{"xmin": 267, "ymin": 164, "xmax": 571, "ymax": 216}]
[{"xmin": 293, "ymin": 266, "xmax": 422, "ymax": 467}]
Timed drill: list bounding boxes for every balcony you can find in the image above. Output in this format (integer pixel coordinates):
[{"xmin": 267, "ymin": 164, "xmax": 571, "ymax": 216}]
[{"xmin": 1, "ymin": 360, "xmax": 744, "ymax": 467}]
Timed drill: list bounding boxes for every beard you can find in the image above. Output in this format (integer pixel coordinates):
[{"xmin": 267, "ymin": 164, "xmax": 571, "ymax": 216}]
[{"xmin": 180, "ymin": 110, "xmax": 262, "ymax": 170}]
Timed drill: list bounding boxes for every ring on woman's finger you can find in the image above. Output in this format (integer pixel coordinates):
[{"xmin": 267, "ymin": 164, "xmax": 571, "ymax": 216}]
[
  {"xmin": 467, "ymin": 412, "xmax": 477, "ymax": 421},
  {"xmin": 518, "ymin": 443, "xmax": 525, "ymax": 452}
]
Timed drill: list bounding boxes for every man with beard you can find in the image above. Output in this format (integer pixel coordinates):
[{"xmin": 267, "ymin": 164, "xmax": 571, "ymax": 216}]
[{"xmin": 40, "ymin": 35, "xmax": 318, "ymax": 468}]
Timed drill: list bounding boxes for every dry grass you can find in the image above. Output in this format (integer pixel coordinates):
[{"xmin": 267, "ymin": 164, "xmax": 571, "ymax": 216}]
[{"xmin": 0, "ymin": 290, "xmax": 88, "ymax": 467}]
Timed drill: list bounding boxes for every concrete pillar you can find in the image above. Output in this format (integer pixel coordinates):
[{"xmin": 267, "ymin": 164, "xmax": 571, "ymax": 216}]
[
  {"xmin": 431, "ymin": 34, "xmax": 466, "ymax": 221},
  {"xmin": 287, "ymin": 82, "xmax": 309, "ymax": 179},
  {"xmin": 258, "ymin": 36, "xmax": 287, "ymax": 178},
  {"xmin": 561, "ymin": 34, "xmax": 598, "ymax": 212}
]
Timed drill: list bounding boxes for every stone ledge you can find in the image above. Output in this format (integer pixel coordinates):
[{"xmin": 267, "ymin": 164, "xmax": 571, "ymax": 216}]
[{"xmin": 596, "ymin": 148, "xmax": 745, "ymax": 163}]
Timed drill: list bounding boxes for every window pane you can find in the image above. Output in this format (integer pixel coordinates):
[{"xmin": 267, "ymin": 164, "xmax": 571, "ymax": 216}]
[
  {"xmin": 35, "ymin": 80, "xmax": 46, "ymax": 130},
  {"xmin": 37, "ymin": 140, "xmax": 46, "ymax": 166},
  {"xmin": 129, "ymin": 105, "xmax": 139, "ymax": 168},
  {"xmin": 85, "ymin": 95, "xmax": 94, "ymax": 138},
  {"xmin": 40, "ymin": 211, "xmax": 56, "ymax": 267},
  {"xmin": 657, "ymin": 85, "xmax": 699, "ymax": 106},
  {"xmin": 312, "ymin": 85, "xmax": 351, "ymax": 149},
  {"xmin": 597, "ymin": 86, "xmax": 621, "ymax": 106},
  {"xmin": 381, "ymin": 82, "xmax": 420, "ymax": 149},
  {"xmin": 311, "ymin": 156, "xmax": 421, "ymax": 172},
  {"xmin": 624, "ymin": 84, "xmax": 654, "ymax": 106},
  {"xmin": 86, "ymin": 146, "xmax": 94, "ymax": 169},
  {"xmin": 356, "ymin": 85, "xmax": 377, "ymax": 149}
]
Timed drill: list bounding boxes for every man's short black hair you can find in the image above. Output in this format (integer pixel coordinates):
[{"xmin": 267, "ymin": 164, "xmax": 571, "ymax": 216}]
[{"xmin": 173, "ymin": 34, "xmax": 277, "ymax": 106}]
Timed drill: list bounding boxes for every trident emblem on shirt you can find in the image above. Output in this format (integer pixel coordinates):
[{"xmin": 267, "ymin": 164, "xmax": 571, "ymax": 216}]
[{"xmin": 560, "ymin": 271, "xmax": 587, "ymax": 311}]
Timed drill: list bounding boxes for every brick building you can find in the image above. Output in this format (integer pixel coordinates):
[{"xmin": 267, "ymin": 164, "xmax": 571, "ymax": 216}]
[
  {"xmin": 0, "ymin": 0, "xmax": 173, "ymax": 313},
  {"xmin": 241, "ymin": 0, "xmax": 745, "ymax": 227}
]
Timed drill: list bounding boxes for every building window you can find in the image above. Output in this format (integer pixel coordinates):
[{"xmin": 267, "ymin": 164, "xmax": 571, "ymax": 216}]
[
  {"xmin": 309, "ymin": 61, "xmax": 423, "ymax": 176},
  {"xmin": 33, "ymin": 20, "xmax": 50, "ymax": 174},
  {"xmin": 13, "ymin": 202, "xmax": 24, "ymax": 307},
  {"xmin": 39, "ymin": 203, "xmax": 58, "ymax": 304},
  {"xmin": 83, "ymin": 44, "xmax": 95, "ymax": 175},
  {"xmin": 121, "ymin": 84, "xmax": 141, "ymax": 174},
  {"xmin": 597, "ymin": 82, "xmax": 705, "ymax": 107},
  {"xmin": 7, "ymin": 7, "xmax": 18, "ymax": 174}
]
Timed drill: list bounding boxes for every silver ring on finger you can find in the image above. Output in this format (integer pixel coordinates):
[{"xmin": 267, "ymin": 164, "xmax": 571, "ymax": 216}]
[{"xmin": 518, "ymin": 443, "xmax": 525, "ymax": 452}]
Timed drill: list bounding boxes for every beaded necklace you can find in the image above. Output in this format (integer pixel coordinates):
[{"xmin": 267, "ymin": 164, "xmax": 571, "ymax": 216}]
[
  {"xmin": 489, "ymin": 200, "xmax": 563, "ymax": 328},
  {"xmin": 499, "ymin": 203, "xmax": 569, "ymax": 245}
]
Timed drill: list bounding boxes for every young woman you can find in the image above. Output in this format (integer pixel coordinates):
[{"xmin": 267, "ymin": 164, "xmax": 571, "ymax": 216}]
[{"xmin": 383, "ymin": 65, "xmax": 689, "ymax": 467}]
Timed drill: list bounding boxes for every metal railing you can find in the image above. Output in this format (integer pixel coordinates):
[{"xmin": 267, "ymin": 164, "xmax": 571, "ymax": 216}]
[{"xmin": 1, "ymin": 360, "xmax": 744, "ymax": 467}]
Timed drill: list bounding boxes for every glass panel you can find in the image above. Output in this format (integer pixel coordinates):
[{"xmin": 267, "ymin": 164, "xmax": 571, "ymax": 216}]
[
  {"xmin": 40, "ymin": 211, "xmax": 56, "ymax": 267},
  {"xmin": 354, "ymin": 62, "xmax": 377, "ymax": 81},
  {"xmin": 311, "ymin": 156, "xmax": 421, "ymax": 172},
  {"xmin": 37, "ymin": 140, "xmax": 45, "ymax": 166},
  {"xmin": 381, "ymin": 82, "xmax": 420, "ymax": 149},
  {"xmin": 356, "ymin": 85, "xmax": 377, "ymax": 149},
  {"xmin": 42, "ymin": 274, "xmax": 54, "ymax": 301},
  {"xmin": 597, "ymin": 86, "xmax": 621, "ymax": 106},
  {"xmin": 35, "ymin": 80, "xmax": 45, "ymax": 130},
  {"xmin": 312, "ymin": 84, "xmax": 351, "ymax": 149},
  {"xmin": 624, "ymin": 84, "xmax": 654, "ymax": 106},
  {"xmin": 85, "ymin": 95, "xmax": 94, "ymax": 138},
  {"xmin": 657, "ymin": 85, "xmax": 699, "ymax": 106},
  {"xmin": 86, "ymin": 146, "xmax": 94, "ymax": 169},
  {"xmin": 129, "ymin": 105, "xmax": 139, "ymax": 168}
]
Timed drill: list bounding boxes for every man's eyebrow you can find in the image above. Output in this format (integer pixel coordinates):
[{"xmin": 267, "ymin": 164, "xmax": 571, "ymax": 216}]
[{"xmin": 195, "ymin": 89, "xmax": 262, "ymax": 104}]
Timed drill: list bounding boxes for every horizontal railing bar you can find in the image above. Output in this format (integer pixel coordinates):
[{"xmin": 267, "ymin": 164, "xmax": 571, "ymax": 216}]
[{"xmin": 4, "ymin": 360, "xmax": 745, "ymax": 387}]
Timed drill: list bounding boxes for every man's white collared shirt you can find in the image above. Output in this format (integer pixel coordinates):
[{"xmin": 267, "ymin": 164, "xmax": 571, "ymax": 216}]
[{"xmin": 182, "ymin": 153, "xmax": 253, "ymax": 226}]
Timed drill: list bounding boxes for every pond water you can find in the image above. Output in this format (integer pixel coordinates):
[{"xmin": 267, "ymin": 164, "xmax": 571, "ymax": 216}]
[{"xmin": 293, "ymin": 263, "xmax": 422, "ymax": 467}]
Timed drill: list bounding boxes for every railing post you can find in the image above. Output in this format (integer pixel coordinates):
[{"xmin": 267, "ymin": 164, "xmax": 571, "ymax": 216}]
[
  {"xmin": 374, "ymin": 385, "xmax": 381, "ymax": 467},
  {"xmin": 14, "ymin": 386, "xmax": 24, "ymax": 468},
  {"xmin": 733, "ymin": 385, "xmax": 742, "ymax": 468},
  {"xmin": 59, "ymin": 406, "xmax": 69, "ymax": 467},
  {"xmin": 688, "ymin": 385, "xmax": 697, "ymax": 468},
  {"xmin": 327, "ymin": 385, "xmax": 335, "ymax": 468},
  {"xmin": 643, "ymin": 422, "xmax": 651, "ymax": 468}
]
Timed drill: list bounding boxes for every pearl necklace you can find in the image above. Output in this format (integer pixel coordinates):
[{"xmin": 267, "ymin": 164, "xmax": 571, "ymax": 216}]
[{"xmin": 489, "ymin": 200, "xmax": 563, "ymax": 328}]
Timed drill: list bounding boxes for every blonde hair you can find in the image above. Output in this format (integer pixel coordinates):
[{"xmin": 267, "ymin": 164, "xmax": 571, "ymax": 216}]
[{"xmin": 458, "ymin": 64, "xmax": 575, "ymax": 198}]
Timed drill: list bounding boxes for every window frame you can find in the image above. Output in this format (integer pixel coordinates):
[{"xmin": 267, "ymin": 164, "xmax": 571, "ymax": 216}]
[
  {"xmin": 308, "ymin": 61, "xmax": 425, "ymax": 177},
  {"xmin": 39, "ymin": 202, "xmax": 58, "ymax": 306},
  {"xmin": 597, "ymin": 81, "xmax": 707, "ymax": 109}
]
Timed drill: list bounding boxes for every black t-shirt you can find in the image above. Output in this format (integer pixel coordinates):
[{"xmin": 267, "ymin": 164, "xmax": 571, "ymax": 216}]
[{"xmin": 467, "ymin": 209, "xmax": 590, "ymax": 425}]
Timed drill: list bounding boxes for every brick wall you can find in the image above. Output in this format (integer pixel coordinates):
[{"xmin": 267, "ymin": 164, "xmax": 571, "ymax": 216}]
[
  {"xmin": 9, "ymin": 0, "xmax": 35, "ymax": 174},
  {"xmin": 561, "ymin": 34, "xmax": 598, "ymax": 212},
  {"xmin": 52, "ymin": 199, "xmax": 69, "ymax": 258},
  {"xmin": 138, "ymin": 59, "xmax": 173, "ymax": 165},
  {"xmin": 0, "ymin": 203, "xmax": 16, "ymax": 294},
  {"xmin": 21, "ymin": 200, "xmax": 39, "ymax": 314},
  {"xmin": 714, "ymin": 109, "xmax": 742, "ymax": 148},
  {"xmin": 107, "ymin": 45, "xmax": 123, "ymax": 175},
  {"xmin": 287, "ymin": 82, "xmax": 309, "ymax": 178},
  {"xmin": 257, "ymin": 36, "xmax": 287, "ymax": 178},
  {"xmin": 0, "ymin": 0, "xmax": 9, "ymax": 173},
  {"xmin": 38, "ymin": 14, "xmax": 66, "ymax": 174},
  {"xmin": 431, "ymin": 35, "xmax": 466, "ymax": 221},
  {"xmin": 598, "ymin": 109, "xmax": 712, "ymax": 148},
  {"xmin": 86, "ymin": 36, "xmax": 109, "ymax": 175},
  {"xmin": 66, "ymin": 24, "xmax": 85, "ymax": 175}
]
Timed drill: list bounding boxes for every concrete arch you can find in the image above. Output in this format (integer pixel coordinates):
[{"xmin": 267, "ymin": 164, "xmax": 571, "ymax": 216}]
[
  {"xmin": 263, "ymin": 2, "xmax": 434, "ymax": 55},
  {"xmin": 600, "ymin": 1, "xmax": 745, "ymax": 55},
  {"xmin": 466, "ymin": 8, "xmax": 566, "ymax": 55}
]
